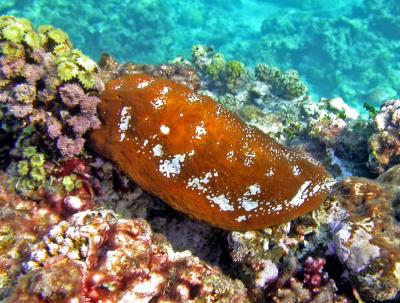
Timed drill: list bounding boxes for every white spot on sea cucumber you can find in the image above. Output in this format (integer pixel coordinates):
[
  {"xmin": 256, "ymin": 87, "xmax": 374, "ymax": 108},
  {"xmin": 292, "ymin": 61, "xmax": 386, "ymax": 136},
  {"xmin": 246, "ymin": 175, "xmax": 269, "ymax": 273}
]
[
  {"xmin": 152, "ymin": 144, "xmax": 163, "ymax": 157},
  {"xmin": 160, "ymin": 86, "xmax": 170, "ymax": 95},
  {"xmin": 151, "ymin": 97, "xmax": 165, "ymax": 109},
  {"xmin": 186, "ymin": 170, "xmax": 219, "ymax": 193},
  {"xmin": 188, "ymin": 150, "xmax": 195, "ymax": 156},
  {"xmin": 248, "ymin": 183, "xmax": 261, "ymax": 195},
  {"xmin": 244, "ymin": 150, "xmax": 256, "ymax": 167},
  {"xmin": 118, "ymin": 106, "xmax": 132, "ymax": 142},
  {"xmin": 195, "ymin": 121, "xmax": 206, "ymax": 139},
  {"xmin": 288, "ymin": 181, "xmax": 312, "ymax": 206},
  {"xmin": 160, "ymin": 125, "xmax": 170, "ymax": 135},
  {"xmin": 180, "ymin": 113, "xmax": 184, "ymax": 117},
  {"xmin": 216, "ymin": 104, "xmax": 224, "ymax": 115},
  {"xmin": 227, "ymin": 150, "xmax": 234, "ymax": 160},
  {"xmin": 235, "ymin": 215, "xmax": 247, "ymax": 222},
  {"xmin": 206, "ymin": 194, "xmax": 234, "ymax": 211},
  {"xmin": 159, "ymin": 154, "xmax": 185, "ymax": 177},
  {"xmin": 265, "ymin": 169, "xmax": 274, "ymax": 177},
  {"xmin": 292, "ymin": 165, "xmax": 301, "ymax": 176},
  {"xmin": 143, "ymin": 140, "xmax": 149, "ymax": 147},
  {"xmin": 238, "ymin": 184, "xmax": 261, "ymax": 211},
  {"xmin": 241, "ymin": 198, "xmax": 259, "ymax": 211},
  {"xmin": 187, "ymin": 93, "xmax": 201, "ymax": 103},
  {"xmin": 187, "ymin": 172, "xmax": 213, "ymax": 193},
  {"xmin": 137, "ymin": 80, "xmax": 152, "ymax": 88}
]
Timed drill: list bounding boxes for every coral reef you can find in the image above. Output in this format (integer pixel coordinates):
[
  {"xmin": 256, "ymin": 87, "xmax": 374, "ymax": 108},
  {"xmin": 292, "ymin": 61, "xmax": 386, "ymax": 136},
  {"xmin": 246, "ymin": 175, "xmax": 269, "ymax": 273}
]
[
  {"xmin": 368, "ymin": 99, "xmax": 400, "ymax": 173},
  {"xmin": 254, "ymin": 2, "xmax": 400, "ymax": 106},
  {"xmin": 0, "ymin": 16, "xmax": 102, "ymax": 160},
  {"xmin": 1, "ymin": 12, "xmax": 399, "ymax": 303},
  {"xmin": 98, "ymin": 53, "xmax": 201, "ymax": 91},
  {"xmin": 255, "ymin": 64, "xmax": 308, "ymax": 101},
  {"xmin": 3, "ymin": 199, "xmax": 249, "ymax": 302},
  {"xmin": 5, "ymin": 0, "xmax": 400, "ymax": 106},
  {"xmin": 192, "ymin": 45, "xmax": 246, "ymax": 92},
  {"xmin": 227, "ymin": 195, "xmax": 350, "ymax": 302}
]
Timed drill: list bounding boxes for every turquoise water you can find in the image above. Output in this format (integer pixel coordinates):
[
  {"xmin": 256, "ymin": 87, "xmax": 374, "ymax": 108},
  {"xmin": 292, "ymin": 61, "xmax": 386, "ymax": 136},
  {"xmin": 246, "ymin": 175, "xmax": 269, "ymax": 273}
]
[{"xmin": 2, "ymin": 0, "xmax": 399, "ymax": 109}]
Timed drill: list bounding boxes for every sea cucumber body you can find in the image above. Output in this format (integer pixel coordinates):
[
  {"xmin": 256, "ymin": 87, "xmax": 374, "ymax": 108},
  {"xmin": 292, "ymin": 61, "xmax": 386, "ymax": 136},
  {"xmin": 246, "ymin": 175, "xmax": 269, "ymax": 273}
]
[{"xmin": 90, "ymin": 74, "xmax": 328, "ymax": 230}]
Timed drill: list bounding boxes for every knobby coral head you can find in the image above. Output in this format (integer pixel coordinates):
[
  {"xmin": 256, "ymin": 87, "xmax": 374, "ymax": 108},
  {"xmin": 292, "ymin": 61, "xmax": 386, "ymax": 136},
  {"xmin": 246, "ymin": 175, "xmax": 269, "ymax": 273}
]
[{"xmin": 90, "ymin": 74, "xmax": 329, "ymax": 230}]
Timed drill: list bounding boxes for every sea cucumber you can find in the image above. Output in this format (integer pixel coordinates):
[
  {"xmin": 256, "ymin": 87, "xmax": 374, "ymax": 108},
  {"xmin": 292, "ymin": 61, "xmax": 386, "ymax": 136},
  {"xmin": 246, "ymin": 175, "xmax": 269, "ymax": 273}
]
[{"xmin": 90, "ymin": 74, "xmax": 329, "ymax": 230}]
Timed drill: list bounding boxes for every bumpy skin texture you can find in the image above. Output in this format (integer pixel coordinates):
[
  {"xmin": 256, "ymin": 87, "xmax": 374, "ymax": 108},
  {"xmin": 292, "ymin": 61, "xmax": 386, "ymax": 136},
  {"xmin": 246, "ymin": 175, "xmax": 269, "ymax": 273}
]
[{"xmin": 90, "ymin": 74, "xmax": 329, "ymax": 230}]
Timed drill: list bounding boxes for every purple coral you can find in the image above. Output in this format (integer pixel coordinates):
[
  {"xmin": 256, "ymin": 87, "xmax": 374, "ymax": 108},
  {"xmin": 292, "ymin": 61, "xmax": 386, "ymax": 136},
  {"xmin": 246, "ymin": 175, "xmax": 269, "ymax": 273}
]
[
  {"xmin": 13, "ymin": 83, "xmax": 36, "ymax": 103},
  {"xmin": 20, "ymin": 63, "xmax": 44, "ymax": 85},
  {"xmin": 0, "ymin": 54, "xmax": 103, "ymax": 159},
  {"xmin": 46, "ymin": 115, "xmax": 62, "ymax": 139},
  {"xmin": 59, "ymin": 83, "xmax": 86, "ymax": 108},
  {"xmin": 302, "ymin": 257, "xmax": 329, "ymax": 295},
  {"xmin": 80, "ymin": 95, "xmax": 100, "ymax": 114},
  {"xmin": 56, "ymin": 136, "xmax": 85, "ymax": 158},
  {"xmin": 0, "ymin": 57, "xmax": 25, "ymax": 79}
]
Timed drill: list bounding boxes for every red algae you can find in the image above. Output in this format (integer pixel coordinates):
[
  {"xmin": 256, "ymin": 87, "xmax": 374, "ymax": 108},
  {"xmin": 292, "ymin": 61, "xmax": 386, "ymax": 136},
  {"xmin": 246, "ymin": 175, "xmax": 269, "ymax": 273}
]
[{"xmin": 90, "ymin": 74, "xmax": 329, "ymax": 230}]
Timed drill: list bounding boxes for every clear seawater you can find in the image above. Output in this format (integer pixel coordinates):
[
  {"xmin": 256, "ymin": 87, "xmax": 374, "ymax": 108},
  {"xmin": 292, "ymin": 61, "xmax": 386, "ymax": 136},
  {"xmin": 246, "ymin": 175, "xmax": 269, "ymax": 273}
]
[{"xmin": 2, "ymin": 0, "xmax": 399, "ymax": 110}]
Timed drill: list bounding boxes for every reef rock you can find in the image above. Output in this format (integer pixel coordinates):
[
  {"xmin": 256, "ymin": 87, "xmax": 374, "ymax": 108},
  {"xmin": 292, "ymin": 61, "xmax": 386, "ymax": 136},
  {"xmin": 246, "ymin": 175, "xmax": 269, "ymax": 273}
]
[{"xmin": 329, "ymin": 165, "xmax": 400, "ymax": 301}]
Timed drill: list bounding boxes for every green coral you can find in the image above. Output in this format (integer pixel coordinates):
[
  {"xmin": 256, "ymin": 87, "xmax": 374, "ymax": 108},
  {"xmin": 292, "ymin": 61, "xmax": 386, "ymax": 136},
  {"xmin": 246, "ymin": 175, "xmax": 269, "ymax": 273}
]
[
  {"xmin": 77, "ymin": 71, "xmax": 96, "ymax": 89},
  {"xmin": 62, "ymin": 174, "xmax": 82, "ymax": 192},
  {"xmin": 57, "ymin": 61, "xmax": 79, "ymax": 81},
  {"xmin": 23, "ymin": 30, "xmax": 40, "ymax": 50},
  {"xmin": 225, "ymin": 60, "xmax": 245, "ymax": 84},
  {"xmin": 0, "ymin": 17, "xmax": 34, "ymax": 51},
  {"xmin": 2, "ymin": 23, "xmax": 25, "ymax": 43},
  {"xmin": 17, "ymin": 160, "xmax": 29, "ymax": 176},
  {"xmin": 255, "ymin": 64, "xmax": 308, "ymax": 100},
  {"xmin": 192, "ymin": 44, "xmax": 208, "ymax": 61},
  {"xmin": 55, "ymin": 49, "xmax": 98, "ymax": 88},
  {"xmin": 0, "ymin": 15, "xmax": 98, "ymax": 89},
  {"xmin": 23, "ymin": 146, "xmax": 37, "ymax": 158},
  {"xmin": 47, "ymin": 28, "xmax": 69, "ymax": 44},
  {"xmin": 207, "ymin": 53, "xmax": 226, "ymax": 80},
  {"xmin": 283, "ymin": 118, "xmax": 301, "ymax": 140},
  {"xmin": 15, "ymin": 146, "xmax": 47, "ymax": 192}
]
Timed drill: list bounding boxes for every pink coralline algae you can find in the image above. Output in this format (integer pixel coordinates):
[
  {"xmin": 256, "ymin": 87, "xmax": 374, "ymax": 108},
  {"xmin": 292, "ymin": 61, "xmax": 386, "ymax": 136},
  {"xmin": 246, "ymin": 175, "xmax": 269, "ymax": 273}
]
[{"xmin": 7, "ymin": 210, "xmax": 250, "ymax": 303}]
